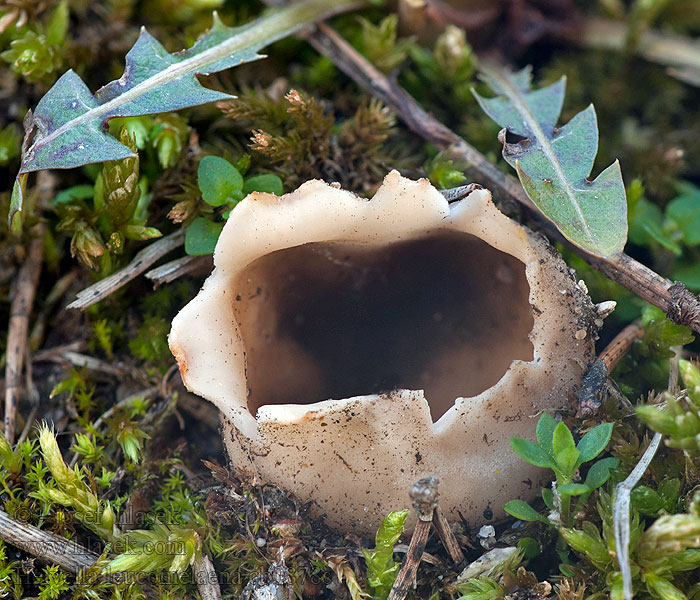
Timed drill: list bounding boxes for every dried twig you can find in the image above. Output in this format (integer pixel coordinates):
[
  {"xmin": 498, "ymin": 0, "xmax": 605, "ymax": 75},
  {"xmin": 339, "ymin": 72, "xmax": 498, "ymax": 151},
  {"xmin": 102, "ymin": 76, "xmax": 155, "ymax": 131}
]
[
  {"xmin": 299, "ymin": 21, "xmax": 700, "ymax": 334},
  {"xmin": 17, "ymin": 404, "xmax": 39, "ymax": 445},
  {"xmin": 29, "ymin": 270, "xmax": 79, "ymax": 350},
  {"xmin": 35, "ymin": 350, "xmax": 133, "ymax": 377},
  {"xmin": 144, "ymin": 255, "xmax": 212, "ymax": 287},
  {"xmin": 5, "ymin": 224, "xmax": 45, "ymax": 444},
  {"xmin": 577, "ymin": 320, "xmax": 644, "ymax": 416},
  {"xmin": 0, "ymin": 510, "xmax": 99, "ymax": 573},
  {"xmin": 67, "ymin": 229, "xmax": 185, "ymax": 310},
  {"xmin": 600, "ymin": 320, "xmax": 645, "ymax": 372},
  {"xmin": 432, "ymin": 505, "xmax": 465, "ymax": 567},
  {"xmin": 192, "ymin": 554, "xmax": 223, "ymax": 600},
  {"xmin": 387, "ymin": 477, "xmax": 438, "ymax": 600}
]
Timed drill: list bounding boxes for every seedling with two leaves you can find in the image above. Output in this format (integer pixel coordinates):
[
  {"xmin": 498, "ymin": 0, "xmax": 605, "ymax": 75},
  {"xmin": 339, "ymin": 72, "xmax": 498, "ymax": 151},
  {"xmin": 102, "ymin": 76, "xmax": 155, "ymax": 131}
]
[
  {"xmin": 504, "ymin": 413, "xmax": 617, "ymax": 528},
  {"xmin": 185, "ymin": 155, "xmax": 283, "ymax": 256}
]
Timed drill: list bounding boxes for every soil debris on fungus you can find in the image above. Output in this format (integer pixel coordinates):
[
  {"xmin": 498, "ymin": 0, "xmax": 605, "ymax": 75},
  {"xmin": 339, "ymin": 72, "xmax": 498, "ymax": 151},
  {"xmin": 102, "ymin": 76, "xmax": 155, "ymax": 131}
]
[{"xmin": 170, "ymin": 171, "xmax": 601, "ymax": 534}]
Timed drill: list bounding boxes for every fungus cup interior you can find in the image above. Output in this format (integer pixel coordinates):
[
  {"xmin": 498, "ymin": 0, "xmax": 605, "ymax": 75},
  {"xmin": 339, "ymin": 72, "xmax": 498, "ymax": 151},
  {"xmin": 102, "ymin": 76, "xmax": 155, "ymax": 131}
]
[{"xmin": 233, "ymin": 230, "xmax": 534, "ymax": 422}]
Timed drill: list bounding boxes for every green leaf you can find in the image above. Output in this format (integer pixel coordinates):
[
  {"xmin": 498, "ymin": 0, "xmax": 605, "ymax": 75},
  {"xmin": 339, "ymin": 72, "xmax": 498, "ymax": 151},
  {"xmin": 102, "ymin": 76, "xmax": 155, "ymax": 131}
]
[
  {"xmin": 628, "ymin": 194, "xmax": 681, "ymax": 254},
  {"xmin": 672, "ymin": 262, "xmax": 700, "ymax": 292},
  {"xmin": 666, "ymin": 184, "xmax": 700, "ymax": 246},
  {"xmin": 541, "ymin": 487, "xmax": 554, "ymax": 510},
  {"xmin": 11, "ymin": 0, "xmax": 357, "ymax": 228},
  {"xmin": 503, "ymin": 500, "xmax": 548, "ymax": 523},
  {"xmin": 551, "ymin": 421, "xmax": 574, "ymax": 454},
  {"xmin": 561, "ymin": 524, "xmax": 611, "ymax": 569},
  {"xmin": 644, "ymin": 572, "xmax": 686, "ymax": 600},
  {"xmin": 185, "ymin": 218, "xmax": 224, "ymax": 256},
  {"xmin": 509, "ymin": 438, "xmax": 554, "ymax": 468},
  {"xmin": 552, "ymin": 422, "xmax": 578, "ymax": 475},
  {"xmin": 535, "ymin": 413, "xmax": 557, "ymax": 455},
  {"xmin": 576, "ymin": 422, "xmax": 614, "ymax": 465},
  {"xmin": 557, "ymin": 483, "xmax": 590, "ymax": 496},
  {"xmin": 583, "ymin": 457, "xmax": 618, "ymax": 491},
  {"xmin": 123, "ymin": 225, "xmax": 162, "ymax": 241},
  {"xmin": 364, "ymin": 510, "xmax": 408, "ymax": 600},
  {"xmin": 9, "ymin": 174, "xmax": 27, "ymax": 234},
  {"xmin": 198, "ymin": 156, "xmax": 243, "ymax": 206},
  {"xmin": 473, "ymin": 67, "xmax": 627, "ymax": 258},
  {"xmin": 517, "ymin": 537, "xmax": 540, "ymax": 559},
  {"xmin": 243, "ymin": 174, "xmax": 284, "ymax": 196},
  {"xmin": 45, "ymin": 0, "xmax": 69, "ymax": 46},
  {"xmin": 54, "ymin": 184, "xmax": 94, "ymax": 205}
]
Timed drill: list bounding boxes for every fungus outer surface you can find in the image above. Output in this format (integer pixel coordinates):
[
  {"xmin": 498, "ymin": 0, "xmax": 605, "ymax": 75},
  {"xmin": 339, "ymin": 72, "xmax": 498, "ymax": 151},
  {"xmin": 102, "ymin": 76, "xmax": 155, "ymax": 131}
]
[{"xmin": 169, "ymin": 171, "xmax": 598, "ymax": 534}]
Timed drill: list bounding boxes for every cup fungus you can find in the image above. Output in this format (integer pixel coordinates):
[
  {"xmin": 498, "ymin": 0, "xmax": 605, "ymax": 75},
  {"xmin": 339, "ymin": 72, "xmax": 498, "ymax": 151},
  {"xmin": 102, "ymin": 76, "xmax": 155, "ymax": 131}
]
[{"xmin": 169, "ymin": 171, "xmax": 602, "ymax": 534}]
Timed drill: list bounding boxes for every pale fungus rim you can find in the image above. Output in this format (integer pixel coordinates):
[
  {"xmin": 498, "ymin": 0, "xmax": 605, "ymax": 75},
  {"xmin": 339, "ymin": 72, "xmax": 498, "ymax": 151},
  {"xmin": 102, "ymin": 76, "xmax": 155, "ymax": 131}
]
[{"xmin": 169, "ymin": 170, "xmax": 599, "ymax": 533}]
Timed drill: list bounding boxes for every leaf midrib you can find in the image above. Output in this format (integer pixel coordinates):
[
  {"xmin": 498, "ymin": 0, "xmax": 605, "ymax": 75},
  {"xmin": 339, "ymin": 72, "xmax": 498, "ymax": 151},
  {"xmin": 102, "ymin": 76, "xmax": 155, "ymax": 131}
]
[
  {"xmin": 22, "ymin": 0, "xmax": 354, "ymax": 171},
  {"xmin": 489, "ymin": 69, "xmax": 597, "ymax": 248}
]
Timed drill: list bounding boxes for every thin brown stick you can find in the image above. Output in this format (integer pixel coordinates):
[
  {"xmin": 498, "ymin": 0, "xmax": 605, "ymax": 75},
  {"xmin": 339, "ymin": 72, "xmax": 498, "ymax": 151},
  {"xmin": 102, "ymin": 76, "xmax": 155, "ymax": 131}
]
[
  {"xmin": 17, "ymin": 404, "xmax": 39, "ymax": 445},
  {"xmin": 387, "ymin": 520, "xmax": 430, "ymax": 600},
  {"xmin": 5, "ymin": 224, "xmax": 45, "ymax": 444},
  {"xmin": 67, "ymin": 229, "xmax": 185, "ymax": 310},
  {"xmin": 432, "ymin": 506, "xmax": 465, "ymax": 567},
  {"xmin": 577, "ymin": 320, "xmax": 644, "ymax": 417},
  {"xmin": 387, "ymin": 477, "xmax": 438, "ymax": 600},
  {"xmin": 300, "ymin": 21, "xmax": 700, "ymax": 334},
  {"xmin": 600, "ymin": 320, "xmax": 645, "ymax": 372},
  {"xmin": 29, "ymin": 270, "xmax": 79, "ymax": 350},
  {"xmin": 0, "ymin": 510, "xmax": 99, "ymax": 573}
]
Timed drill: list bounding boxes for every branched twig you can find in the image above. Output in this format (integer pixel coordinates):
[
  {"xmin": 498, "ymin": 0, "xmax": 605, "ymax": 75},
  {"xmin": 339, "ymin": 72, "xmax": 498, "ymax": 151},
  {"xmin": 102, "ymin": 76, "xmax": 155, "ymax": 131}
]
[
  {"xmin": 66, "ymin": 229, "xmax": 185, "ymax": 310},
  {"xmin": 5, "ymin": 224, "xmax": 45, "ymax": 444},
  {"xmin": 298, "ymin": 20, "xmax": 700, "ymax": 334},
  {"xmin": 0, "ymin": 510, "xmax": 99, "ymax": 573}
]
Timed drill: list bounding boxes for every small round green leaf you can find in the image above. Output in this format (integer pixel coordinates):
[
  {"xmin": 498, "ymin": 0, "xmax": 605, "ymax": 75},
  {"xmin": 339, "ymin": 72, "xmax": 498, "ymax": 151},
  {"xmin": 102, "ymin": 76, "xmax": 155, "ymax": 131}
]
[
  {"xmin": 576, "ymin": 422, "xmax": 613, "ymax": 465},
  {"xmin": 198, "ymin": 156, "xmax": 243, "ymax": 207},
  {"xmin": 557, "ymin": 483, "xmax": 590, "ymax": 496},
  {"xmin": 535, "ymin": 413, "xmax": 557, "ymax": 455},
  {"xmin": 185, "ymin": 217, "xmax": 224, "ymax": 256},
  {"xmin": 509, "ymin": 438, "xmax": 554, "ymax": 468},
  {"xmin": 517, "ymin": 537, "xmax": 540, "ymax": 559},
  {"xmin": 552, "ymin": 422, "xmax": 576, "ymax": 455},
  {"xmin": 504, "ymin": 500, "xmax": 547, "ymax": 523},
  {"xmin": 583, "ymin": 457, "xmax": 618, "ymax": 491},
  {"xmin": 243, "ymin": 174, "xmax": 284, "ymax": 196}
]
